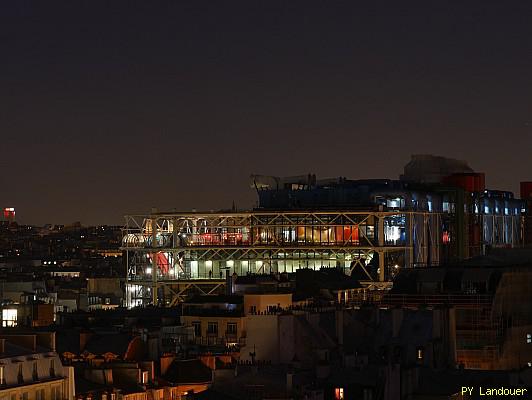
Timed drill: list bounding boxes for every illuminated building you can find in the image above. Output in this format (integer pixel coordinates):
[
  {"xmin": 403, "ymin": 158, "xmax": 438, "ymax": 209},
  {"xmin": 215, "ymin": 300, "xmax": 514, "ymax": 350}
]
[
  {"xmin": 2, "ymin": 207, "xmax": 15, "ymax": 223},
  {"xmin": 122, "ymin": 157, "xmax": 526, "ymax": 307},
  {"xmin": 0, "ymin": 333, "xmax": 74, "ymax": 400}
]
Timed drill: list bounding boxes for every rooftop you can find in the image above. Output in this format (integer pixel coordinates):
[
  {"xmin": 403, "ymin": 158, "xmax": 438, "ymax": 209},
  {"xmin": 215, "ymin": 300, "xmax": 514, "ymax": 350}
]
[{"xmin": 163, "ymin": 359, "xmax": 213, "ymax": 385}]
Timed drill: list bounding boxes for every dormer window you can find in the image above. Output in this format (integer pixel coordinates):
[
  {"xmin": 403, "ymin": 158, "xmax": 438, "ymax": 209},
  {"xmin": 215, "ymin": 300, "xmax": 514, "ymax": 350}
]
[{"xmin": 141, "ymin": 371, "xmax": 149, "ymax": 384}]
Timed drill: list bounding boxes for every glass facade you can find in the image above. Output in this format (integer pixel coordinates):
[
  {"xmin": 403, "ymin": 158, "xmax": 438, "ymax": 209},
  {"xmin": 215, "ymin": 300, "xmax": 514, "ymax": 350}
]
[{"xmin": 123, "ymin": 211, "xmax": 413, "ymax": 281}]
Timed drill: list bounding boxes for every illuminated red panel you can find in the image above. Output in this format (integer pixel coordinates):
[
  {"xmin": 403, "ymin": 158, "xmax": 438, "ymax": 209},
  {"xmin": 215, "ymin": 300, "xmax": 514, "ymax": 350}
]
[
  {"xmin": 3, "ymin": 207, "xmax": 15, "ymax": 220},
  {"xmin": 156, "ymin": 253, "xmax": 169, "ymax": 274},
  {"xmin": 336, "ymin": 226, "xmax": 359, "ymax": 244},
  {"xmin": 443, "ymin": 173, "xmax": 486, "ymax": 192},
  {"xmin": 521, "ymin": 182, "xmax": 532, "ymax": 200}
]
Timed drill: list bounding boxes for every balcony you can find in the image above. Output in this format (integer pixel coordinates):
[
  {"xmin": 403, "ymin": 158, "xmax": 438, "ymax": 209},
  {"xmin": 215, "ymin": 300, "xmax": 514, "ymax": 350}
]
[
  {"xmin": 192, "ymin": 336, "xmax": 246, "ymax": 348},
  {"xmin": 225, "ymin": 333, "xmax": 238, "ymax": 343}
]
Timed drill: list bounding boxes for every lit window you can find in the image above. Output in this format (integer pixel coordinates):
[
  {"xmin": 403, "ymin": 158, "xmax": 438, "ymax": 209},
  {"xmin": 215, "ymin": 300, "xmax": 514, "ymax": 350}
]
[
  {"xmin": 335, "ymin": 388, "xmax": 344, "ymax": 400},
  {"xmin": 0, "ymin": 365, "xmax": 4, "ymax": 385},
  {"xmin": 141, "ymin": 371, "xmax": 149, "ymax": 384},
  {"xmin": 385, "ymin": 226, "xmax": 401, "ymax": 243},
  {"xmin": 386, "ymin": 198, "xmax": 402, "ymax": 209},
  {"xmin": 2, "ymin": 309, "xmax": 17, "ymax": 327},
  {"xmin": 527, "ymin": 333, "xmax": 531, "ymax": 344},
  {"xmin": 416, "ymin": 347, "xmax": 424, "ymax": 361}
]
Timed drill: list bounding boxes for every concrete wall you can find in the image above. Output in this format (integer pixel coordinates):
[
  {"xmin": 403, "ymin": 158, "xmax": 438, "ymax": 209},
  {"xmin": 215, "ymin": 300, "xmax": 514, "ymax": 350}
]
[
  {"xmin": 279, "ymin": 314, "xmax": 295, "ymax": 364},
  {"xmin": 0, "ymin": 345, "xmax": 67, "ymax": 400},
  {"xmin": 241, "ymin": 314, "xmax": 279, "ymax": 363},
  {"xmin": 87, "ymin": 278, "xmax": 122, "ymax": 297}
]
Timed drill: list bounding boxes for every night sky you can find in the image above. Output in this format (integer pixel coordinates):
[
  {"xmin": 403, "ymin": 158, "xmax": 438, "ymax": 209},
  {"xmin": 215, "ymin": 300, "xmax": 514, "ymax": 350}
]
[{"xmin": 1, "ymin": 1, "xmax": 532, "ymax": 225}]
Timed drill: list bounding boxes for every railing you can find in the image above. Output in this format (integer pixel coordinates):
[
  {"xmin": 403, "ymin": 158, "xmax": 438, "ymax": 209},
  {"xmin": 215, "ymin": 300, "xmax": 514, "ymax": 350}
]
[
  {"xmin": 191, "ymin": 336, "xmax": 246, "ymax": 347},
  {"xmin": 225, "ymin": 333, "xmax": 238, "ymax": 343},
  {"xmin": 121, "ymin": 229, "xmax": 407, "ymax": 249},
  {"xmin": 347, "ymin": 293, "xmax": 493, "ymax": 308}
]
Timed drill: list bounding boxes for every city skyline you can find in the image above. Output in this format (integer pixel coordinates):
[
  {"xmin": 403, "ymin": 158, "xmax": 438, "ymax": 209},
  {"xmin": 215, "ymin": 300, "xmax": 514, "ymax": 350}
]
[
  {"xmin": 1, "ymin": 3, "xmax": 532, "ymax": 397},
  {"xmin": 2, "ymin": 2, "xmax": 532, "ymax": 225}
]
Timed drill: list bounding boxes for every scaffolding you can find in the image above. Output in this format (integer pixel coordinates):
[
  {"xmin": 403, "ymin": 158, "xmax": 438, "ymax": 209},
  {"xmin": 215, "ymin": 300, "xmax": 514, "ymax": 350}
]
[{"xmin": 122, "ymin": 210, "xmax": 442, "ymax": 307}]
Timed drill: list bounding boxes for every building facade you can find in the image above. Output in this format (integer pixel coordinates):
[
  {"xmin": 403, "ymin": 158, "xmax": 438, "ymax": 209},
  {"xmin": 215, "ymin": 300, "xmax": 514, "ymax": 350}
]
[
  {"xmin": 122, "ymin": 158, "xmax": 526, "ymax": 307},
  {"xmin": 0, "ymin": 334, "xmax": 74, "ymax": 400}
]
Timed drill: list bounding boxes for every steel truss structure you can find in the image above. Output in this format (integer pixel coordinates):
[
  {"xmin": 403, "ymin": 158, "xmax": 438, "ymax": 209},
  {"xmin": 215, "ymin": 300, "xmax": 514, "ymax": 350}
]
[{"xmin": 122, "ymin": 210, "xmax": 442, "ymax": 307}]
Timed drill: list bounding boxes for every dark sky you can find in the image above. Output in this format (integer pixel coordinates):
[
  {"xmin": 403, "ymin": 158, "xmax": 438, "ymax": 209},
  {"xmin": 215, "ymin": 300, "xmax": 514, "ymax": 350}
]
[{"xmin": 1, "ymin": 1, "xmax": 532, "ymax": 225}]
